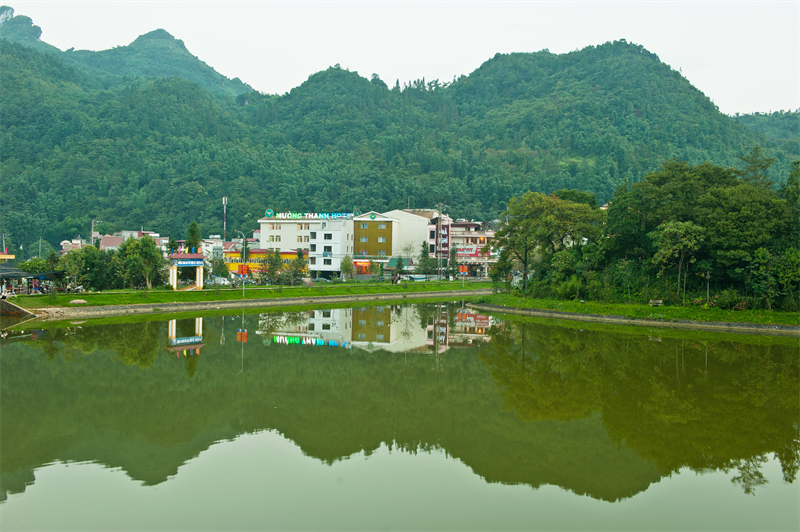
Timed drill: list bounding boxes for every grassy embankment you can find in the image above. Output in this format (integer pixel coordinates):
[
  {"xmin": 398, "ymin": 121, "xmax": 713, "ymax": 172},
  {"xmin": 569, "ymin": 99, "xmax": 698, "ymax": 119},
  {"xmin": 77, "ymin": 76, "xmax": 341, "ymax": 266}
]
[
  {"xmin": 12, "ymin": 281, "xmax": 489, "ymax": 308},
  {"xmin": 474, "ymin": 293, "xmax": 800, "ymax": 327}
]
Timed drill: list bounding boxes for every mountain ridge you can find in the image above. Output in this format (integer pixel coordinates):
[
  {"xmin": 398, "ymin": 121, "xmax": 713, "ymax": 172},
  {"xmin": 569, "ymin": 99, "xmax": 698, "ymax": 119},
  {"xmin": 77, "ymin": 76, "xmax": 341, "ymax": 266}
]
[
  {"xmin": 0, "ymin": 8, "xmax": 795, "ymax": 256},
  {"xmin": 0, "ymin": 6, "xmax": 252, "ymax": 96}
]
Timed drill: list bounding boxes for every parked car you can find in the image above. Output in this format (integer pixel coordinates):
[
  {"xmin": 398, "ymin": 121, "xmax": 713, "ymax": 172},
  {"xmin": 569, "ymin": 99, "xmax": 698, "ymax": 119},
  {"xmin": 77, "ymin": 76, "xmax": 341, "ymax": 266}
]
[
  {"xmin": 211, "ymin": 277, "xmax": 230, "ymax": 286},
  {"xmin": 313, "ymin": 277, "xmax": 331, "ymax": 283}
]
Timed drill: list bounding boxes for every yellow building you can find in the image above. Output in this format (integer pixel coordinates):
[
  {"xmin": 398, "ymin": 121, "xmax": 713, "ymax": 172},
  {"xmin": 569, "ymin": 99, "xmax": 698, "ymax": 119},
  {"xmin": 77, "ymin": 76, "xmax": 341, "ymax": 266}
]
[
  {"xmin": 224, "ymin": 248, "xmax": 307, "ymax": 275},
  {"xmin": 352, "ymin": 212, "xmax": 401, "ymax": 273}
]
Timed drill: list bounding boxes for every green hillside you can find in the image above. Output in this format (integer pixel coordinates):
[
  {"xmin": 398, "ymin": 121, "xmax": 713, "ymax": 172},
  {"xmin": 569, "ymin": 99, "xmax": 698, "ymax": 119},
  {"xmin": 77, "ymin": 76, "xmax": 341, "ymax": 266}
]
[
  {"xmin": 734, "ymin": 110, "xmax": 799, "ymax": 157},
  {"xmin": 0, "ymin": 10, "xmax": 795, "ymax": 258},
  {"xmin": 0, "ymin": 6, "xmax": 252, "ymax": 96}
]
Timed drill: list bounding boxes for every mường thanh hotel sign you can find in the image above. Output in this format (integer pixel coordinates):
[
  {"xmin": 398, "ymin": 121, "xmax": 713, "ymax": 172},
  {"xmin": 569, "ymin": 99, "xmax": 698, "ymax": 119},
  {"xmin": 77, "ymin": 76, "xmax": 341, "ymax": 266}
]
[{"xmin": 264, "ymin": 209, "xmax": 353, "ymax": 220}]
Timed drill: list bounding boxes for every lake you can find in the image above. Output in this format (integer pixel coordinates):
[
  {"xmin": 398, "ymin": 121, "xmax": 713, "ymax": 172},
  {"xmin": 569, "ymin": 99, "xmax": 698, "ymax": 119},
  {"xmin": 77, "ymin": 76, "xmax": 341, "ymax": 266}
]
[{"xmin": 1, "ymin": 302, "xmax": 798, "ymax": 530}]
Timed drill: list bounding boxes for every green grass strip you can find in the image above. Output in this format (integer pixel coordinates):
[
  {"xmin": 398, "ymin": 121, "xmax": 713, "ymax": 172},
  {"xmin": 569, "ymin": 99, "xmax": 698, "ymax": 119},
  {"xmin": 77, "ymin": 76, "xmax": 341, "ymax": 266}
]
[
  {"xmin": 474, "ymin": 293, "xmax": 800, "ymax": 327},
  {"xmin": 12, "ymin": 281, "xmax": 489, "ymax": 309}
]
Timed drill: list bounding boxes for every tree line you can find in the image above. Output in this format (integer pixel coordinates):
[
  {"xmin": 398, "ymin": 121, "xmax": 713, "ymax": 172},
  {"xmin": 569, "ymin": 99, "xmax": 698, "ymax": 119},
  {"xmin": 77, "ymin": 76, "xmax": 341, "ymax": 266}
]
[
  {"xmin": 2, "ymin": 38, "xmax": 796, "ymax": 262},
  {"xmin": 489, "ymin": 151, "xmax": 800, "ymax": 312}
]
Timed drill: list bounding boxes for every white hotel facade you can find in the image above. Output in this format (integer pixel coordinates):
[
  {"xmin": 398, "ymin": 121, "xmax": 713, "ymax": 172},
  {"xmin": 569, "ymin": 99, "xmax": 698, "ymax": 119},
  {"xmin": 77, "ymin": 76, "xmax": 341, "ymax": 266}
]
[{"xmin": 258, "ymin": 210, "xmax": 354, "ymax": 277}]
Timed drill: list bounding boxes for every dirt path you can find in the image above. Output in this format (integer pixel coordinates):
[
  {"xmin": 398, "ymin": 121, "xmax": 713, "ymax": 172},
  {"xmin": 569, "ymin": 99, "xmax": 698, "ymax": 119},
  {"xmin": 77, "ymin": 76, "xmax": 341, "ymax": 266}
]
[
  {"xmin": 470, "ymin": 303, "xmax": 800, "ymax": 336},
  {"xmin": 29, "ymin": 289, "xmax": 493, "ymax": 320}
]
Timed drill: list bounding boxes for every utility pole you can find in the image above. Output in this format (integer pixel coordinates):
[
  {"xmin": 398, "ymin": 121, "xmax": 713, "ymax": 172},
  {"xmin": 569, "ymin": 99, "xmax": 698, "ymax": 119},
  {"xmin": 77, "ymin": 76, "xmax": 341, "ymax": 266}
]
[
  {"xmin": 223, "ymin": 197, "xmax": 228, "ymax": 243},
  {"xmin": 235, "ymin": 229, "xmax": 249, "ymax": 298}
]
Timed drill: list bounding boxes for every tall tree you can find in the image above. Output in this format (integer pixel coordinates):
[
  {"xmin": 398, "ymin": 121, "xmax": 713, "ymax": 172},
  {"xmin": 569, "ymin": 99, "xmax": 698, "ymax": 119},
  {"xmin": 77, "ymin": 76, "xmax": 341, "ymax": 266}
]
[
  {"xmin": 266, "ymin": 249, "xmax": 283, "ymax": 285},
  {"xmin": 417, "ymin": 240, "xmax": 437, "ymax": 277},
  {"xmin": 340, "ymin": 255, "xmax": 354, "ymax": 280},
  {"xmin": 186, "ymin": 221, "xmax": 202, "ymax": 253},
  {"xmin": 648, "ymin": 221, "xmax": 705, "ymax": 301},
  {"xmin": 735, "ymin": 146, "xmax": 776, "ymax": 189}
]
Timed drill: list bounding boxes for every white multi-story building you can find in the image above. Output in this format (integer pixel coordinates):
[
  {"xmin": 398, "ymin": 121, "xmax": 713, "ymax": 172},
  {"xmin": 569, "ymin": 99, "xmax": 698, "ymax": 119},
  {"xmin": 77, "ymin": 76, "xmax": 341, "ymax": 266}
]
[
  {"xmin": 382, "ymin": 209, "xmax": 435, "ymax": 258},
  {"xmin": 258, "ymin": 210, "xmax": 354, "ymax": 254},
  {"xmin": 428, "ymin": 216, "xmax": 496, "ymax": 277},
  {"xmin": 308, "ymin": 218, "xmax": 354, "ymax": 276}
]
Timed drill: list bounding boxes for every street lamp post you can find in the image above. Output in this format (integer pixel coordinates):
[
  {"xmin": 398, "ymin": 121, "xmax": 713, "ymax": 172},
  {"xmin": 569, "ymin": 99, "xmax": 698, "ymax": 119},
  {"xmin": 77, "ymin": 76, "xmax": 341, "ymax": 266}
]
[{"xmin": 705, "ymin": 271, "xmax": 711, "ymax": 306}]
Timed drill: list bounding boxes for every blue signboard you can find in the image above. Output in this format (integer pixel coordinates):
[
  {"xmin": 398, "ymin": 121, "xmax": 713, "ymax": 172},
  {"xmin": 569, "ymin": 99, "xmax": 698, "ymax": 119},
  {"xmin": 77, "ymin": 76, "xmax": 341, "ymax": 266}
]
[
  {"xmin": 171, "ymin": 336, "xmax": 203, "ymax": 346},
  {"xmin": 174, "ymin": 259, "xmax": 204, "ymax": 267}
]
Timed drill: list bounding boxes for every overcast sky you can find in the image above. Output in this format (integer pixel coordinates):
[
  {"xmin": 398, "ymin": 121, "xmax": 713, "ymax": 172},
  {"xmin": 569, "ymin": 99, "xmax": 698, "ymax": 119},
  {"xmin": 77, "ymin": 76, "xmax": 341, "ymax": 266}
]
[{"xmin": 8, "ymin": 1, "xmax": 799, "ymax": 115}]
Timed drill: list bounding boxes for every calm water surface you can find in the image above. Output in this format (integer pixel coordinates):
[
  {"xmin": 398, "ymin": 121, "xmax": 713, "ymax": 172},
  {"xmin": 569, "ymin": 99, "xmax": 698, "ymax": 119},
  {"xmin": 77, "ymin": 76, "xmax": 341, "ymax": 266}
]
[{"xmin": 1, "ymin": 303, "xmax": 798, "ymax": 531}]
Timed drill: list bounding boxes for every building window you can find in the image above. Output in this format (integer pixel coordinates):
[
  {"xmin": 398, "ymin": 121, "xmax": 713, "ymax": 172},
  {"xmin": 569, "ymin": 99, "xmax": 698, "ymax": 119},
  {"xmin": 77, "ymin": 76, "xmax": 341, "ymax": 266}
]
[
  {"xmin": 324, "ymin": 233, "xmax": 332, "ymax": 240},
  {"xmin": 275, "ymin": 236, "xmax": 281, "ymax": 242},
  {"xmin": 378, "ymin": 237, "xmax": 386, "ymax": 243},
  {"xmin": 360, "ymin": 223, "xmax": 368, "ymax": 229},
  {"xmin": 378, "ymin": 250, "xmax": 386, "ymax": 256},
  {"xmin": 310, "ymin": 244, "xmax": 317, "ymax": 252},
  {"xmin": 323, "ymin": 259, "xmax": 332, "ymax": 265},
  {"xmin": 324, "ymin": 246, "xmax": 332, "ymax": 253},
  {"xmin": 310, "ymin": 232, "xmax": 316, "ymax": 239},
  {"xmin": 307, "ymin": 323, "xmax": 315, "ymax": 331},
  {"xmin": 376, "ymin": 334, "xmax": 384, "ymax": 341},
  {"xmin": 377, "ymin": 320, "xmax": 384, "ymax": 327},
  {"xmin": 269, "ymin": 235, "xmax": 275, "ymax": 242},
  {"xmin": 322, "ymin": 323, "xmax": 331, "ymax": 330},
  {"xmin": 323, "ymin": 311, "xmax": 331, "ymax": 318},
  {"xmin": 360, "ymin": 236, "xmax": 368, "ymax": 242},
  {"xmin": 430, "ymin": 244, "xmax": 435, "ymax": 253},
  {"xmin": 376, "ymin": 307, "xmax": 384, "ymax": 312},
  {"xmin": 310, "ymin": 257, "xmax": 316, "ymax": 265},
  {"xmin": 378, "ymin": 223, "xmax": 386, "ymax": 229},
  {"xmin": 358, "ymin": 333, "xmax": 366, "ymax": 340},
  {"xmin": 304, "ymin": 236, "xmax": 310, "ymax": 242},
  {"xmin": 358, "ymin": 320, "xmax": 366, "ymax": 326},
  {"xmin": 430, "ymin": 230, "xmax": 436, "ymax": 239},
  {"xmin": 297, "ymin": 236, "xmax": 303, "ymax": 242}
]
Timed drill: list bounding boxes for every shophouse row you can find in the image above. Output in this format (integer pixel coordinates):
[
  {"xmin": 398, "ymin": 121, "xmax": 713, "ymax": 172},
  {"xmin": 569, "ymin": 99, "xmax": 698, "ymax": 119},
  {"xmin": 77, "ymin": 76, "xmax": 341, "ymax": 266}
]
[{"xmin": 221, "ymin": 208, "xmax": 498, "ymax": 278}]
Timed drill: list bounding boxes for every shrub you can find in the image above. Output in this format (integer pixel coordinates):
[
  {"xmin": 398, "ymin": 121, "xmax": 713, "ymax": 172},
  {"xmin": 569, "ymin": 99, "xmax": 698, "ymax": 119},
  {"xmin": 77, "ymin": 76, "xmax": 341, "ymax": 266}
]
[{"xmin": 717, "ymin": 288, "xmax": 746, "ymax": 310}]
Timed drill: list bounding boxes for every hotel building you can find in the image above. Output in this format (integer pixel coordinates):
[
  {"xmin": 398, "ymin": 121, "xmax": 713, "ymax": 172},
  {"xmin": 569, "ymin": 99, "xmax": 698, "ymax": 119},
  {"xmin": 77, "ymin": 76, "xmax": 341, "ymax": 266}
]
[{"xmin": 308, "ymin": 217, "xmax": 355, "ymax": 276}]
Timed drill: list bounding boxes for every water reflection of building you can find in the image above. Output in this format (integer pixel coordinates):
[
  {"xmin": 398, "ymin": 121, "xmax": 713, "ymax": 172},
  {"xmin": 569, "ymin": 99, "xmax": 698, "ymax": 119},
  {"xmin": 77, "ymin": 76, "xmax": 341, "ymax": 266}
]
[
  {"xmin": 425, "ymin": 305, "xmax": 450, "ymax": 353},
  {"xmin": 257, "ymin": 309, "xmax": 352, "ymax": 348},
  {"xmin": 351, "ymin": 305, "xmax": 427, "ymax": 353},
  {"xmin": 424, "ymin": 307, "xmax": 494, "ymax": 352},
  {"xmin": 449, "ymin": 311, "xmax": 493, "ymax": 347},
  {"xmin": 167, "ymin": 318, "xmax": 205, "ymax": 357}
]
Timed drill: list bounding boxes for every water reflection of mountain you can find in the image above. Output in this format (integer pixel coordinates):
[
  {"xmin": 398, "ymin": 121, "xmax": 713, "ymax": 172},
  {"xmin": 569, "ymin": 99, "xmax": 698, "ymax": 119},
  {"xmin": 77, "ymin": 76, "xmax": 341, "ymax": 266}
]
[
  {"xmin": 481, "ymin": 318, "xmax": 800, "ymax": 495},
  {"xmin": 1, "ymin": 307, "xmax": 797, "ymax": 503}
]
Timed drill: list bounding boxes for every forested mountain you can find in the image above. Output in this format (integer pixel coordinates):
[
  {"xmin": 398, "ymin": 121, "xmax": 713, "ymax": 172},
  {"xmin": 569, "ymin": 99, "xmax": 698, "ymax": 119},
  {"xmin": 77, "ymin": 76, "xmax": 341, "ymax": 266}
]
[
  {"xmin": 0, "ymin": 7, "xmax": 795, "ymax": 259},
  {"xmin": 734, "ymin": 110, "xmax": 799, "ymax": 154},
  {"xmin": 0, "ymin": 6, "xmax": 252, "ymax": 96}
]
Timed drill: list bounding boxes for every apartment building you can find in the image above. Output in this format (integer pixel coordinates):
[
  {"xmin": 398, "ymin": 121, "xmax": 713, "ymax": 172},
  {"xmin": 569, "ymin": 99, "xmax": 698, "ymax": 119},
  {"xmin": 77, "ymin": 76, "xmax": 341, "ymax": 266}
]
[
  {"xmin": 308, "ymin": 218, "xmax": 354, "ymax": 276},
  {"xmin": 382, "ymin": 209, "xmax": 435, "ymax": 256},
  {"xmin": 428, "ymin": 217, "xmax": 496, "ymax": 277}
]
